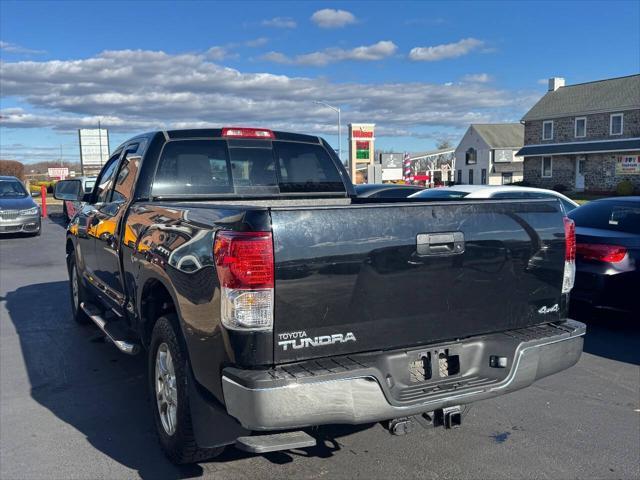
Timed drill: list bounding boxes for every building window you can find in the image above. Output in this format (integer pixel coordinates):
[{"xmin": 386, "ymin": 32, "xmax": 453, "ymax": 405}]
[
  {"xmin": 575, "ymin": 117, "xmax": 587, "ymax": 138},
  {"xmin": 610, "ymin": 113, "xmax": 623, "ymax": 136},
  {"xmin": 481, "ymin": 168, "xmax": 487, "ymax": 185},
  {"xmin": 465, "ymin": 148, "xmax": 477, "ymax": 165},
  {"xmin": 542, "ymin": 121, "xmax": 554, "ymax": 140},
  {"xmin": 468, "ymin": 169, "xmax": 474, "ymax": 184},
  {"xmin": 502, "ymin": 172, "xmax": 513, "ymax": 185},
  {"xmin": 542, "ymin": 156, "xmax": 553, "ymax": 178},
  {"xmin": 457, "ymin": 169, "xmax": 462, "ymax": 184}
]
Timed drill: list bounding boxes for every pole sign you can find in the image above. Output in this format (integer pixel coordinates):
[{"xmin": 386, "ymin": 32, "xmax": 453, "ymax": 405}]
[
  {"xmin": 47, "ymin": 167, "xmax": 69, "ymax": 180},
  {"xmin": 78, "ymin": 128, "xmax": 110, "ymax": 174},
  {"xmin": 348, "ymin": 123, "xmax": 375, "ymax": 183}
]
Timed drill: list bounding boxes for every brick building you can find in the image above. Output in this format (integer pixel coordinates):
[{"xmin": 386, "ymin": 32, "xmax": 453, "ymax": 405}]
[{"xmin": 517, "ymin": 75, "xmax": 640, "ymax": 193}]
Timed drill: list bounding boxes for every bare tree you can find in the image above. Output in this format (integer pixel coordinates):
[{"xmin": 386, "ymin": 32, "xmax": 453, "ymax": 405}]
[{"xmin": 0, "ymin": 160, "xmax": 25, "ymax": 180}]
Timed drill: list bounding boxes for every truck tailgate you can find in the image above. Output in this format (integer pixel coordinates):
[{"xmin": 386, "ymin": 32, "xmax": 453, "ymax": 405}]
[{"xmin": 271, "ymin": 200, "xmax": 567, "ymax": 363}]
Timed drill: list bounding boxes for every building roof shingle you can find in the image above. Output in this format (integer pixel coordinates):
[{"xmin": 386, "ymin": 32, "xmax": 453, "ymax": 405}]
[
  {"xmin": 522, "ymin": 74, "xmax": 640, "ymax": 121},
  {"xmin": 471, "ymin": 123, "xmax": 524, "ymax": 148}
]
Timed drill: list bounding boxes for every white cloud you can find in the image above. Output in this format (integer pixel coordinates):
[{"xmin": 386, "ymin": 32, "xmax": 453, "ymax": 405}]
[
  {"xmin": 311, "ymin": 9, "xmax": 356, "ymax": 28},
  {"xmin": 461, "ymin": 73, "xmax": 493, "ymax": 83},
  {"xmin": 262, "ymin": 17, "xmax": 297, "ymax": 28},
  {"xmin": 261, "ymin": 41, "xmax": 397, "ymax": 66},
  {"xmin": 205, "ymin": 46, "xmax": 228, "ymax": 61},
  {"xmin": 0, "ymin": 41, "xmax": 46, "ymax": 55},
  {"xmin": 0, "ymin": 49, "xmax": 537, "ymax": 139},
  {"xmin": 409, "ymin": 38, "xmax": 485, "ymax": 61},
  {"xmin": 244, "ymin": 37, "xmax": 269, "ymax": 47}
]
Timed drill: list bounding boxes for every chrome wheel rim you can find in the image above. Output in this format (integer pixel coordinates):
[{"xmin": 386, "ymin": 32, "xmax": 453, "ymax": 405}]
[
  {"xmin": 155, "ymin": 343, "xmax": 178, "ymax": 436},
  {"xmin": 71, "ymin": 267, "xmax": 79, "ymax": 310}
]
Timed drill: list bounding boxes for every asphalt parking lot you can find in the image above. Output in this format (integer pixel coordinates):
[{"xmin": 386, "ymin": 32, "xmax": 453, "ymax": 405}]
[{"xmin": 1, "ymin": 215, "xmax": 639, "ymax": 480}]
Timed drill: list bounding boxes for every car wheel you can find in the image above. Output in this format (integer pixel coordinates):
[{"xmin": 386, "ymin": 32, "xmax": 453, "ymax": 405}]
[
  {"xmin": 149, "ymin": 315, "xmax": 224, "ymax": 464},
  {"xmin": 68, "ymin": 254, "xmax": 90, "ymax": 324}
]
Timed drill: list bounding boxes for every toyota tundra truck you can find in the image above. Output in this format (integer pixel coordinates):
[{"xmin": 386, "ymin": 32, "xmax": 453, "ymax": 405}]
[{"xmin": 54, "ymin": 127, "xmax": 585, "ymax": 464}]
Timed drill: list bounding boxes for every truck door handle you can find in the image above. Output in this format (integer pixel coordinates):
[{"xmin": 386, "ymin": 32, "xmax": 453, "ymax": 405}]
[{"xmin": 416, "ymin": 232, "xmax": 465, "ymax": 256}]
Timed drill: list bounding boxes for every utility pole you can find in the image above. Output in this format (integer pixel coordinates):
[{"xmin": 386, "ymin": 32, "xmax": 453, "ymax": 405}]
[{"xmin": 313, "ymin": 101, "xmax": 341, "ymax": 161}]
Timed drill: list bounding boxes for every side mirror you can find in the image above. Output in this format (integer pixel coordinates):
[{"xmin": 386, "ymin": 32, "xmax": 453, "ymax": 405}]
[
  {"xmin": 54, "ymin": 179, "xmax": 83, "ymax": 201},
  {"xmin": 31, "ymin": 191, "xmax": 41, "ymax": 197}
]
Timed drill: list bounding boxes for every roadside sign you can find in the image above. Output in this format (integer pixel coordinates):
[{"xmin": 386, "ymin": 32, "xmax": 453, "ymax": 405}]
[
  {"xmin": 79, "ymin": 128, "xmax": 109, "ymax": 174},
  {"xmin": 48, "ymin": 167, "xmax": 69, "ymax": 179},
  {"xmin": 616, "ymin": 155, "xmax": 640, "ymax": 175}
]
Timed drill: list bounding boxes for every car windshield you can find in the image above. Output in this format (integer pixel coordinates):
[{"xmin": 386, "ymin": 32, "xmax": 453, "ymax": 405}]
[
  {"xmin": 569, "ymin": 200, "xmax": 640, "ymax": 234},
  {"xmin": 0, "ymin": 180, "xmax": 27, "ymax": 197},
  {"xmin": 409, "ymin": 189, "xmax": 470, "ymax": 199}
]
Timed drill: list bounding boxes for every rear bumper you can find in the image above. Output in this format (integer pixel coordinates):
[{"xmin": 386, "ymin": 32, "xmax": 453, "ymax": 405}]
[{"xmin": 222, "ymin": 320, "xmax": 585, "ymax": 431}]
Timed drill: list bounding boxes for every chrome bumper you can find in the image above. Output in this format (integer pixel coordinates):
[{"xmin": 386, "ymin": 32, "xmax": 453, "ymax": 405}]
[{"xmin": 222, "ymin": 320, "xmax": 585, "ymax": 431}]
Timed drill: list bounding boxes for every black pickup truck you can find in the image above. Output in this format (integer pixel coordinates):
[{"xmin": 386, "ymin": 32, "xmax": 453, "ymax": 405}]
[{"xmin": 55, "ymin": 127, "xmax": 585, "ymax": 463}]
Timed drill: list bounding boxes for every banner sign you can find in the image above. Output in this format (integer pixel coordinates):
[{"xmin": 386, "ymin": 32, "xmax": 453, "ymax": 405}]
[
  {"xmin": 616, "ymin": 155, "xmax": 640, "ymax": 175},
  {"xmin": 47, "ymin": 167, "xmax": 69, "ymax": 180}
]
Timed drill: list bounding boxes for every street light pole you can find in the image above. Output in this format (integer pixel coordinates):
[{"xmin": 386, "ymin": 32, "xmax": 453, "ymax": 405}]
[{"xmin": 313, "ymin": 100, "xmax": 341, "ymax": 162}]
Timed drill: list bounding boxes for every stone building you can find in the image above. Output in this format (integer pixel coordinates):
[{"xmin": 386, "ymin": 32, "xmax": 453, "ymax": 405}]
[{"xmin": 517, "ymin": 75, "xmax": 640, "ymax": 193}]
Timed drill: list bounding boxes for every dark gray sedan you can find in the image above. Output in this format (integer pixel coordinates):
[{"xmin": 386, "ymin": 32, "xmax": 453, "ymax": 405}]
[{"xmin": 0, "ymin": 176, "xmax": 41, "ymax": 236}]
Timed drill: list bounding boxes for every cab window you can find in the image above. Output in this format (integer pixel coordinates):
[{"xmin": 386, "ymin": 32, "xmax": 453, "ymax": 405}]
[{"xmin": 94, "ymin": 154, "xmax": 121, "ymax": 203}]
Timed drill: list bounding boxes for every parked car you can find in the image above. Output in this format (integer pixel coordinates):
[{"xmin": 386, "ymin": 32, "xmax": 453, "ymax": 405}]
[
  {"xmin": 409, "ymin": 185, "xmax": 579, "ymax": 212},
  {"xmin": 0, "ymin": 175, "xmax": 41, "ymax": 236},
  {"xmin": 568, "ymin": 197, "xmax": 640, "ymax": 316},
  {"xmin": 355, "ymin": 183, "xmax": 424, "ymax": 198},
  {"xmin": 54, "ymin": 127, "xmax": 584, "ymax": 464},
  {"xmin": 62, "ymin": 176, "xmax": 96, "ymax": 221}
]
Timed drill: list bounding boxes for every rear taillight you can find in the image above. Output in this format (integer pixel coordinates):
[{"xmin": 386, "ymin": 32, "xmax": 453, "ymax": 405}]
[
  {"xmin": 576, "ymin": 243, "xmax": 627, "ymax": 263},
  {"xmin": 221, "ymin": 127, "xmax": 274, "ymax": 139},
  {"xmin": 562, "ymin": 217, "xmax": 576, "ymax": 294},
  {"xmin": 214, "ymin": 231, "xmax": 274, "ymax": 331}
]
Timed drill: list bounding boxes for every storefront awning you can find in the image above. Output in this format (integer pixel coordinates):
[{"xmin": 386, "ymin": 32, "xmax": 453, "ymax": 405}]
[{"xmin": 516, "ymin": 138, "xmax": 640, "ymax": 157}]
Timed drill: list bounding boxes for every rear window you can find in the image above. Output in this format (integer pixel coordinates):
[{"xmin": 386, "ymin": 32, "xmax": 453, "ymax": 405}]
[
  {"xmin": 152, "ymin": 139, "xmax": 345, "ymax": 197},
  {"xmin": 569, "ymin": 201, "xmax": 640, "ymax": 234}
]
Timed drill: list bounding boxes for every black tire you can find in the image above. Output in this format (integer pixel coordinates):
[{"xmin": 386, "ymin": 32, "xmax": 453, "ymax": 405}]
[
  {"xmin": 149, "ymin": 315, "xmax": 224, "ymax": 464},
  {"xmin": 67, "ymin": 253, "xmax": 90, "ymax": 324}
]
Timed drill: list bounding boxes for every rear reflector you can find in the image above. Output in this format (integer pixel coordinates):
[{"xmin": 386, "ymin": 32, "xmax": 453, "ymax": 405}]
[
  {"xmin": 576, "ymin": 243, "xmax": 627, "ymax": 263},
  {"xmin": 214, "ymin": 231, "xmax": 274, "ymax": 331},
  {"xmin": 222, "ymin": 127, "xmax": 274, "ymax": 139},
  {"xmin": 562, "ymin": 217, "xmax": 576, "ymax": 294}
]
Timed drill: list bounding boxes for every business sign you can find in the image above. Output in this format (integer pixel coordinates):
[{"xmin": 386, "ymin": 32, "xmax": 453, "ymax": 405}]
[
  {"xmin": 78, "ymin": 128, "xmax": 110, "ymax": 172},
  {"xmin": 494, "ymin": 149, "xmax": 514, "ymax": 163},
  {"xmin": 47, "ymin": 167, "xmax": 69, "ymax": 180},
  {"xmin": 348, "ymin": 123, "xmax": 375, "ymax": 183},
  {"xmin": 380, "ymin": 153, "xmax": 403, "ymax": 169},
  {"xmin": 616, "ymin": 155, "xmax": 640, "ymax": 175}
]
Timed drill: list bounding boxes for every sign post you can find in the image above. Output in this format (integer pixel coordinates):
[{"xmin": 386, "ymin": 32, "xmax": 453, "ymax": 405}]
[
  {"xmin": 79, "ymin": 128, "xmax": 110, "ymax": 176},
  {"xmin": 348, "ymin": 123, "xmax": 375, "ymax": 183}
]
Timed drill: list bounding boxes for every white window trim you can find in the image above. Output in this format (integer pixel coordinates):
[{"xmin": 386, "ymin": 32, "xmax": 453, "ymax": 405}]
[
  {"xmin": 610, "ymin": 113, "xmax": 624, "ymax": 136},
  {"xmin": 574, "ymin": 117, "xmax": 587, "ymax": 138},
  {"xmin": 541, "ymin": 156, "xmax": 553, "ymax": 178},
  {"xmin": 542, "ymin": 120, "xmax": 554, "ymax": 140}
]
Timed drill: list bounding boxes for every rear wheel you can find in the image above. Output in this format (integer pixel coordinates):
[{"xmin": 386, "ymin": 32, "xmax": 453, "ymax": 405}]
[
  {"xmin": 149, "ymin": 315, "xmax": 224, "ymax": 464},
  {"xmin": 68, "ymin": 254, "xmax": 90, "ymax": 324}
]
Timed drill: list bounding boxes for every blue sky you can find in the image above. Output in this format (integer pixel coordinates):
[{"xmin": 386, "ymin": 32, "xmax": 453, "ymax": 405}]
[{"xmin": 1, "ymin": 0, "xmax": 639, "ymax": 164}]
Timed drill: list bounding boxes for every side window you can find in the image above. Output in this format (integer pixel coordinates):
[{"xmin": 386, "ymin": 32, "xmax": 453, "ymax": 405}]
[
  {"xmin": 112, "ymin": 144, "xmax": 140, "ymax": 204},
  {"xmin": 94, "ymin": 154, "xmax": 121, "ymax": 203}
]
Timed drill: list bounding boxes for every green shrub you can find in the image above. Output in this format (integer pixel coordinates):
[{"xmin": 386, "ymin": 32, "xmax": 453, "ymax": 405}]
[{"xmin": 616, "ymin": 180, "xmax": 634, "ymax": 196}]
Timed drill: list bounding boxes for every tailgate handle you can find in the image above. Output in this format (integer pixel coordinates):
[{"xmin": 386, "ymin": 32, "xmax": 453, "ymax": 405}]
[{"xmin": 416, "ymin": 232, "xmax": 465, "ymax": 256}]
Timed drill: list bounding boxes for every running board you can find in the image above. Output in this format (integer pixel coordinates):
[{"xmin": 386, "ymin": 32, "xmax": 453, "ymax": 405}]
[
  {"xmin": 80, "ymin": 302, "xmax": 140, "ymax": 355},
  {"xmin": 235, "ymin": 431, "xmax": 316, "ymax": 454}
]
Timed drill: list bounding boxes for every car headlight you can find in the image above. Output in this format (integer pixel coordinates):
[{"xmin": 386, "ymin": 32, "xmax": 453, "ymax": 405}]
[{"xmin": 20, "ymin": 207, "xmax": 39, "ymax": 216}]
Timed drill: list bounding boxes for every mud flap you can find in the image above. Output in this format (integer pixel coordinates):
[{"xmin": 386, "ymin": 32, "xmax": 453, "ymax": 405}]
[{"xmin": 187, "ymin": 365, "xmax": 249, "ymax": 448}]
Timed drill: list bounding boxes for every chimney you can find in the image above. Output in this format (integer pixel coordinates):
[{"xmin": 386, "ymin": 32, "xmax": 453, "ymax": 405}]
[{"xmin": 548, "ymin": 77, "xmax": 565, "ymax": 92}]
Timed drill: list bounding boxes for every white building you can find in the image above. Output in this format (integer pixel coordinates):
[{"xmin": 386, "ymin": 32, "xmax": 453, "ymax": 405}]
[{"xmin": 454, "ymin": 124, "xmax": 524, "ymax": 185}]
